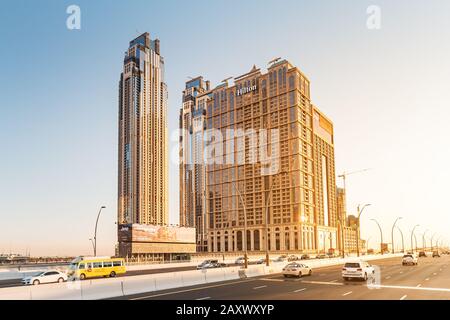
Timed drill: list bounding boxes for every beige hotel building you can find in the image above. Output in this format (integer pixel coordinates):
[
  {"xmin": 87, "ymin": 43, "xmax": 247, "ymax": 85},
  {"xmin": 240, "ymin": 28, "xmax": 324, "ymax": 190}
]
[{"xmin": 181, "ymin": 59, "xmax": 342, "ymax": 254}]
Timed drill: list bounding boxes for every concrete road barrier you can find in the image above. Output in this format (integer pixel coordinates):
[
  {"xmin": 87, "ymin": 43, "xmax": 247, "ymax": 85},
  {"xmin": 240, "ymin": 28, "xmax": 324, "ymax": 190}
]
[{"xmin": 122, "ymin": 276, "xmax": 157, "ymax": 296}]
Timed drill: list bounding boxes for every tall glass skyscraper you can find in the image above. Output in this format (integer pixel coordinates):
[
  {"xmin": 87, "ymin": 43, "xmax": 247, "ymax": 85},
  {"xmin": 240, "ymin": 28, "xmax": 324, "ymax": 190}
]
[{"xmin": 118, "ymin": 33, "xmax": 168, "ymax": 229}]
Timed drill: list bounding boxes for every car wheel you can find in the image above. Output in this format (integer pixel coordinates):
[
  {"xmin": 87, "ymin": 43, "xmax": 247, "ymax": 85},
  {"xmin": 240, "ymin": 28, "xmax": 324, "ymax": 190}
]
[
  {"xmin": 110, "ymin": 271, "xmax": 116, "ymax": 278},
  {"xmin": 363, "ymin": 273, "xmax": 368, "ymax": 281},
  {"xmin": 57, "ymin": 278, "xmax": 64, "ymax": 283},
  {"xmin": 33, "ymin": 280, "xmax": 40, "ymax": 286},
  {"xmin": 283, "ymin": 274, "xmax": 288, "ymax": 278},
  {"xmin": 298, "ymin": 271, "xmax": 302, "ymax": 278},
  {"xmin": 79, "ymin": 273, "xmax": 86, "ymax": 280},
  {"xmin": 308, "ymin": 270, "xmax": 312, "ymax": 276}
]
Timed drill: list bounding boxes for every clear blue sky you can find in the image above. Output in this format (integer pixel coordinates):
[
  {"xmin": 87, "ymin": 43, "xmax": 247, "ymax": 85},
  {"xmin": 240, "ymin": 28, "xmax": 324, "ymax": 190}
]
[{"xmin": 1, "ymin": 0, "xmax": 449, "ymax": 256}]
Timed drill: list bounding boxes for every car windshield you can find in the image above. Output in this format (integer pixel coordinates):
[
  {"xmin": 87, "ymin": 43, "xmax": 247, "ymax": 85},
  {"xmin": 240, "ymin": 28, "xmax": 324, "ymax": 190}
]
[
  {"xmin": 287, "ymin": 263, "xmax": 299, "ymax": 267},
  {"xmin": 344, "ymin": 263, "xmax": 360, "ymax": 268},
  {"xmin": 403, "ymin": 255, "xmax": 412, "ymax": 258},
  {"xmin": 35, "ymin": 271, "xmax": 45, "ymax": 276}
]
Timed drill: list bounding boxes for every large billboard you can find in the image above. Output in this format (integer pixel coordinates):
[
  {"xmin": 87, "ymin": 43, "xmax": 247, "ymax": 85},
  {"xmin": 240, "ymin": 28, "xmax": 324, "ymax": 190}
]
[{"xmin": 118, "ymin": 224, "xmax": 195, "ymax": 244}]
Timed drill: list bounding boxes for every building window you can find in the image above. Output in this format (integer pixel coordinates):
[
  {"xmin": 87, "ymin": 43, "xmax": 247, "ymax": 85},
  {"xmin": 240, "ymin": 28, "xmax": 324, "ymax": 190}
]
[
  {"xmin": 275, "ymin": 228, "xmax": 281, "ymax": 250},
  {"xmin": 254, "ymin": 230, "xmax": 260, "ymax": 250},
  {"xmin": 237, "ymin": 231, "xmax": 243, "ymax": 251},
  {"xmin": 289, "ymin": 75, "xmax": 295, "ymax": 89}
]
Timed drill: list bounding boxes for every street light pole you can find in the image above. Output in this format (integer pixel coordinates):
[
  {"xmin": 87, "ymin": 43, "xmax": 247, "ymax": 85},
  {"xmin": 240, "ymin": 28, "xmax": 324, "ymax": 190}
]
[
  {"xmin": 371, "ymin": 219, "xmax": 383, "ymax": 255},
  {"xmin": 414, "ymin": 234, "xmax": 418, "ymax": 252},
  {"xmin": 337, "ymin": 219, "xmax": 345, "ymax": 258},
  {"xmin": 94, "ymin": 206, "xmax": 106, "ymax": 257},
  {"xmin": 356, "ymin": 204, "xmax": 371, "ymax": 257},
  {"xmin": 391, "ymin": 217, "xmax": 403, "ymax": 254},
  {"xmin": 410, "ymin": 224, "xmax": 420, "ymax": 253},
  {"xmin": 232, "ymin": 182, "xmax": 248, "ymax": 269},
  {"xmin": 396, "ymin": 226, "xmax": 405, "ymax": 253},
  {"xmin": 89, "ymin": 238, "xmax": 95, "ymax": 255},
  {"xmin": 430, "ymin": 233, "xmax": 437, "ymax": 251},
  {"xmin": 422, "ymin": 229, "xmax": 429, "ymax": 252}
]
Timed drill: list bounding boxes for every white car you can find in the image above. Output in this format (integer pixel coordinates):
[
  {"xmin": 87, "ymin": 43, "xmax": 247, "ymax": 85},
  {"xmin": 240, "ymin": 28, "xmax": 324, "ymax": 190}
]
[
  {"xmin": 235, "ymin": 257, "xmax": 245, "ymax": 264},
  {"xmin": 282, "ymin": 262, "xmax": 312, "ymax": 278},
  {"xmin": 402, "ymin": 254, "xmax": 418, "ymax": 265},
  {"xmin": 22, "ymin": 270, "xmax": 68, "ymax": 285},
  {"xmin": 342, "ymin": 261, "xmax": 375, "ymax": 281}
]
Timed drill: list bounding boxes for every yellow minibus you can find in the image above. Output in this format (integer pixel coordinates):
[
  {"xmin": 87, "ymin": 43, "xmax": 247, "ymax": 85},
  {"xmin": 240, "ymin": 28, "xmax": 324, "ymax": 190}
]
[{"xmin": 68, "ymin": 256, "xmax": 126, "ymax": 280}]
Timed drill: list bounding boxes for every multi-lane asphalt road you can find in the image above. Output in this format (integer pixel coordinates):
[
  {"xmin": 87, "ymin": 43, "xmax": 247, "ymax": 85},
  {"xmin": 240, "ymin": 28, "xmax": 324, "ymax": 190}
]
[{"xmin": 117, "ymin": 255, "xmax": 450, "ymax": 300}]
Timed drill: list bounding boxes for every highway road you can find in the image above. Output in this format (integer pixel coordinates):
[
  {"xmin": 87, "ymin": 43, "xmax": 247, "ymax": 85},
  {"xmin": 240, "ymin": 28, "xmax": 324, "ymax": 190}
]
[{"xmin": 115, "ymin": 255, "xmax": 450, "ymax": 300}]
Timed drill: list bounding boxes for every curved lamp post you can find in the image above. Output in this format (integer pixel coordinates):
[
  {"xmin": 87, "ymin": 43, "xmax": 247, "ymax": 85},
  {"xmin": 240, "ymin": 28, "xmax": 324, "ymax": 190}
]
[
  {"xmin": 89, "ymin": 238, "xmax": 95, "ymax": 255},
  {"xmin": 422, "ymin": 229, "xmax": 429, "ymax": 251},
  {"xmin": 430, "ymin": 233, "xmax": 437, "ymax": 251},
  {"xmin": 371, "ymin": 219, "xmax": 383, "ymax": 254},
  {"xmin": 396, "ymin": 226, "xmax": 405, "ymax": 253},
  {"xmin": 391, "ymin": 217, "xmax": 403, "ymax": 254},
  {"xmin": 356, "ymin": 204, "xmax": 371, "ymax": 257},
  {"xmin": 410, "ymin": 224, "xmax": 420, "ymax": 253},
  {"xmin": 94, "ymin": 206, "xmax": 106, "ymax": 257}
]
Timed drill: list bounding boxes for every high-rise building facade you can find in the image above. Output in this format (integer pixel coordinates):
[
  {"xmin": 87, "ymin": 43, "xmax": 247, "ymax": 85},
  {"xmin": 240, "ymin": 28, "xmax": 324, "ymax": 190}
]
[
  {"xmin": 179, "ymin": 77, "xmax": 211, "ymax": 252},
  {"xmin": 118, "ymin": 32, "xmax": 168, "ymax": 229},
  {"xmin": 312, "ymin": 107, "xmax": 338, "ymax": 253},
  {"xmin": 199, "ymin": 60, "xmax": 339, "ymax": 254}
]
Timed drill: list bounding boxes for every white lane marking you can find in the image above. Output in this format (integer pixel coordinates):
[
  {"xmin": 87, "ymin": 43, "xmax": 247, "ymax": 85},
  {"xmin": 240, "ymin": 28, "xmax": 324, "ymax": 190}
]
[
  {"xmin": 385, "ymin": 276, "xmax": 391, "ymax": 279},
  {"xmin": 400, "ymin": 271, "xmax": 404, "ymax": 274},
  {"xmin": 425, "ymin": 278, "xmax": 430, "ymax": 281},
  {"xmin": 196, "ymin": 296, "xmax": 211, "ymax": 300},
  {"xmin": 368, "ymin": 284, "xmax": 450, "ymax": 293},
  {"xmin": 260, "ymin": 278, "xmax": 284, "ymax": 282},
  {"xmin": 433, "ymin": 273, "xmax": 437, "ymax": 276},
  {"xmin": 129, "ymin": 279, "xmax": 256, "ymax": 300},
  {"xmin": 294, "ymin": 288, "xmax": 306, "ymax": 293},
  {"xmin": 342, "ymin": 291, "xmax": 353, "ymax": 296},
  {"xmin": 330, "ymin": 279, "xmax": 338, "ymax": 283},
  {"xmin": 400, "ymin": 295, "xmax": 407, "ymax": 300},
  {"xmin": 417, "ymin": 284, "xmax": 422, "ymax": 287},
  {"xmin": 253, "ymin": 285, "xmax": 267, "ymax": 290},
  {"xmin": 301, "ymin": 280, "xmax": 344, "ymax": 286}
]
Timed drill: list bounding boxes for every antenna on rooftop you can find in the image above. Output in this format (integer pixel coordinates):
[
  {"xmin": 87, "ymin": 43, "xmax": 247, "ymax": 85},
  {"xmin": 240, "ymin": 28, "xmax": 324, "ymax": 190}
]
[
  {"xmin": 268, "ymin": 57, "xmax": 282, "ymax": 66},
  {"xmin": 222, "ymin": 77, "xmax": 233, "ymax": 84}
]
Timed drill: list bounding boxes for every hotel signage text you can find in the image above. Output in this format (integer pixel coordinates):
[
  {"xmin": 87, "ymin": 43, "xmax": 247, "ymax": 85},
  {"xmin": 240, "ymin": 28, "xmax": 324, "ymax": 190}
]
[{"xmin": 236, "ymin": 85, "xmax": 257, "ymax": 96}]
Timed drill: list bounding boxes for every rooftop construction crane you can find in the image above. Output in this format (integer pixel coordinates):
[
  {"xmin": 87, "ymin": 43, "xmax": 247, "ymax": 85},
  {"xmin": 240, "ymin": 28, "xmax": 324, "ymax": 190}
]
[{"xmin": 338, "ymin": 168, "xmax": 372, "ymax": 192}]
